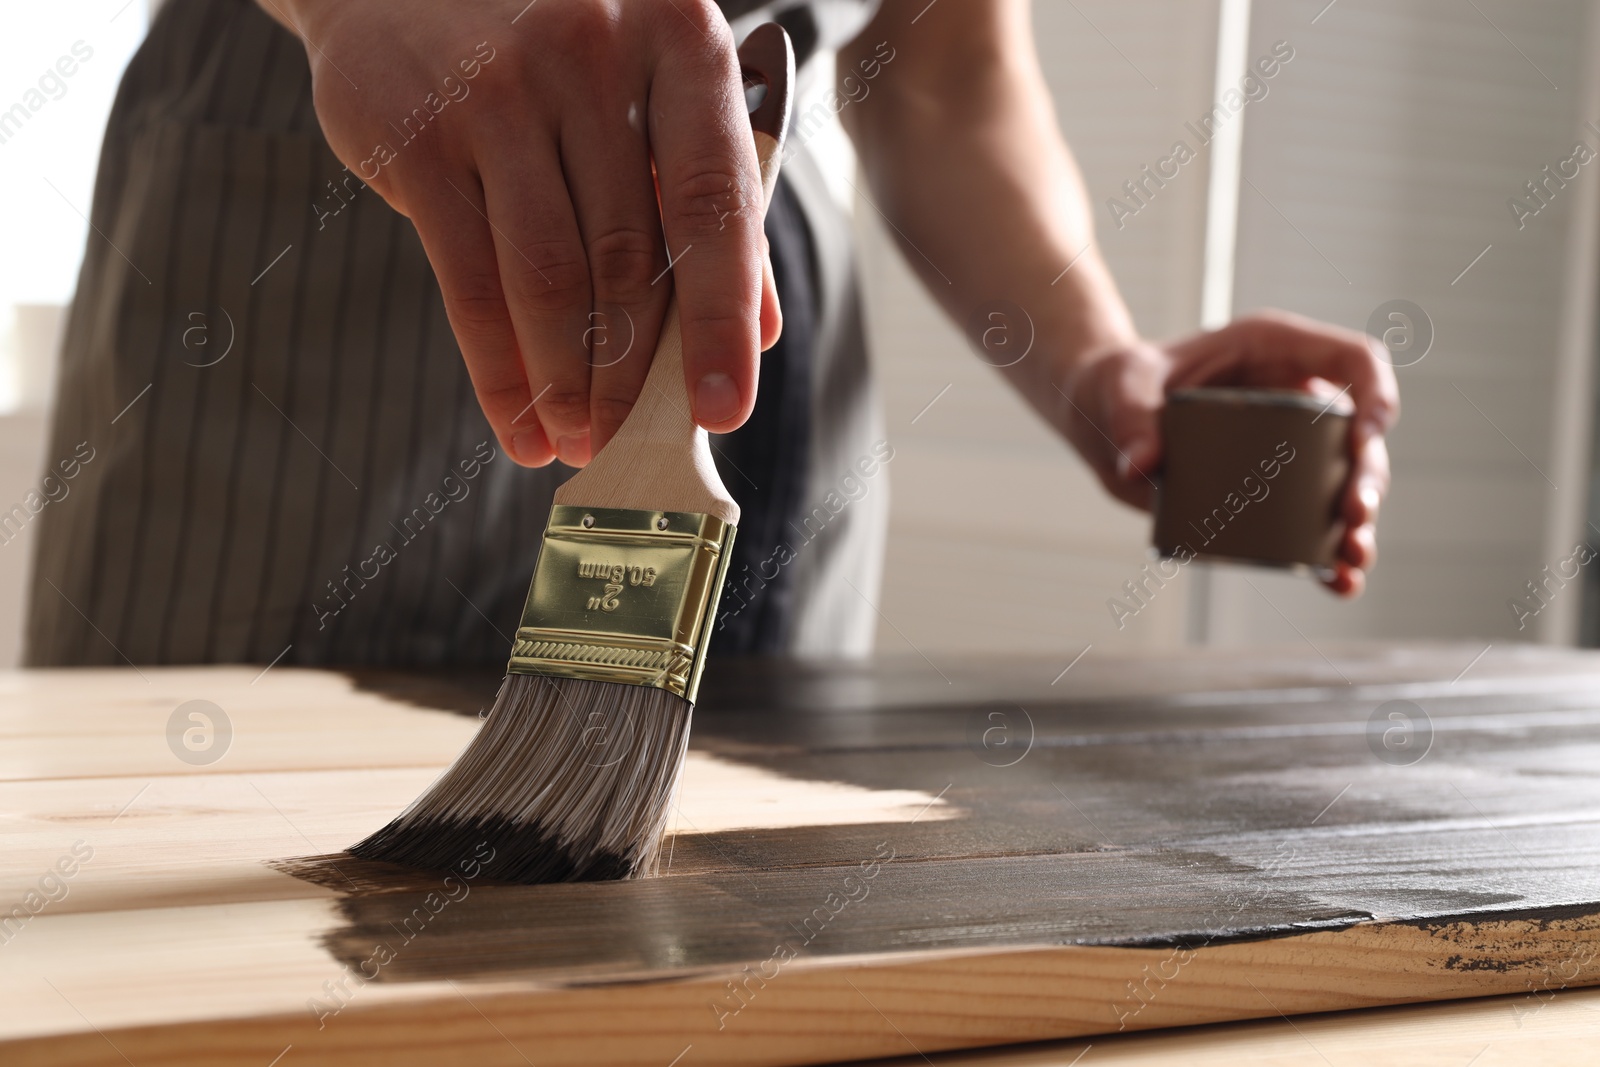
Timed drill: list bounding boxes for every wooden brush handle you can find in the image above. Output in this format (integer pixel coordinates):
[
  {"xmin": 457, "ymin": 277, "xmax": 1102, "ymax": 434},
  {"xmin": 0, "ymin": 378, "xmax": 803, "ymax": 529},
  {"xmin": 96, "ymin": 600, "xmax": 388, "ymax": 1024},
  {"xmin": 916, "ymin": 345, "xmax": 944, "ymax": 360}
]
[
  {"xmin": 554, "ymin": 28, "xmax": 794, "ymax": 522},
  {"xmin": 550, "ymin": 298, "xmax": 736, "ymax": 518}
]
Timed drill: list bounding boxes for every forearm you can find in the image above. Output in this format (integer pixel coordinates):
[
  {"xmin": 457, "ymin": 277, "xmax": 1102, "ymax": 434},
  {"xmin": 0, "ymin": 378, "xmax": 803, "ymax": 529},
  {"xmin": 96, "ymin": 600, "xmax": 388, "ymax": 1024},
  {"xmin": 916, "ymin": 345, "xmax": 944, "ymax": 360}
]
[{"xmin": 840, "ymin": 0, "xmax": 1136, "ymax": 408}]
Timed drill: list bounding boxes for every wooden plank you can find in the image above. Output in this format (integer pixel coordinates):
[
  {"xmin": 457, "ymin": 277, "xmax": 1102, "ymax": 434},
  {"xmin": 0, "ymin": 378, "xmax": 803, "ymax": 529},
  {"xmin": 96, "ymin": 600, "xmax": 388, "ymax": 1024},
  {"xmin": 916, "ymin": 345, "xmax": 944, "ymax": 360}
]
[
  {"xmin": 6, "ymin": 917, "xmax": 1599, "ymax": 1066},
  {"xmin": 3, "ymin": 645, "xmax": 1600, "ymax": 1064}
]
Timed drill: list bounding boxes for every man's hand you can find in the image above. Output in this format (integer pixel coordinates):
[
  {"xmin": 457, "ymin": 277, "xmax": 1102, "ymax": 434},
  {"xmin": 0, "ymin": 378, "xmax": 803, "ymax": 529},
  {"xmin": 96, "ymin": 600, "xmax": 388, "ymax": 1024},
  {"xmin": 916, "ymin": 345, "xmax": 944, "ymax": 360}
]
[
  {"xmin": 265, "ymin": 0, "xmax": 781, "ymax": 467},
  {"xmin": 1061, "ymin": 311, "xmax": 1400, "ymax": 597}
]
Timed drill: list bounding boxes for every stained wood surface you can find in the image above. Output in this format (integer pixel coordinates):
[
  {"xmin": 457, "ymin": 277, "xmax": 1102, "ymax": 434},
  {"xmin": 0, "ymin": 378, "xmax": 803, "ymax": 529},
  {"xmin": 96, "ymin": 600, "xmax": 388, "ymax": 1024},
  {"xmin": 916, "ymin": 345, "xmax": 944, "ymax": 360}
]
[{"xmin": 3, "ymin": 644, "xmax": 1600, "ymax": 1065}]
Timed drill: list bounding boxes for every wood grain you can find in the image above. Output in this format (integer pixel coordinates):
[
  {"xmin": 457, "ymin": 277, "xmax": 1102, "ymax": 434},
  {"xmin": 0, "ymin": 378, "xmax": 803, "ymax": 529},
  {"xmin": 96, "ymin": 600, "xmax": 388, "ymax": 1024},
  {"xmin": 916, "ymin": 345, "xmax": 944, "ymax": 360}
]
[
  {"xmin": 848, "ymin": 986, "xmax": 1600, "ymax": 1065},
  {"xmin": 4, "ymin": 644, "xmax": 1600, "ymax": 1065}
]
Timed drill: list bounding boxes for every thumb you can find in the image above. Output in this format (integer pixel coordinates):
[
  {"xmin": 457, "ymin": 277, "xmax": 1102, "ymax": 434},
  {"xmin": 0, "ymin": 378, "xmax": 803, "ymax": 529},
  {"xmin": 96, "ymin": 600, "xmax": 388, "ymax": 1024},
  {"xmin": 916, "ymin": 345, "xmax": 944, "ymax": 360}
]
[
  {"xmin": 1109, "ymin": 366, "xmax": 1164, "ymax": 483},
  {"xmin": 1060, "ymin": 344, "xmax": 1168, "ymax": 510},
  {"xmin": 1116, "ymin": 413, "xmax": 1161, "ymax": 481}
]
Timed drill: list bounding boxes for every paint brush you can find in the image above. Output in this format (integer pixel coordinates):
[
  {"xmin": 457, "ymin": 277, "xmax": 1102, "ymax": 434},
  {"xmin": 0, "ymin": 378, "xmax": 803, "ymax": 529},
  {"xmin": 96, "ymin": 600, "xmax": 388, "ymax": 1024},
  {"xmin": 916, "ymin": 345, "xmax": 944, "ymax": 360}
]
[{"xmin": 350, "ymin": 25, "xmax": 794, "ymax": 883}]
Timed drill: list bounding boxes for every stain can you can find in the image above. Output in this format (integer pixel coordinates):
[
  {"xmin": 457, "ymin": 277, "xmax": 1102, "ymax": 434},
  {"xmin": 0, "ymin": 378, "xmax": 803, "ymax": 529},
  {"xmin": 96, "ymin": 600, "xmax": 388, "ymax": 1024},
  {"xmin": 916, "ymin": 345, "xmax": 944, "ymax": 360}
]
[{"xmin": 1152, "ymin": 387, "xmax": 1353, "ymax": 571}]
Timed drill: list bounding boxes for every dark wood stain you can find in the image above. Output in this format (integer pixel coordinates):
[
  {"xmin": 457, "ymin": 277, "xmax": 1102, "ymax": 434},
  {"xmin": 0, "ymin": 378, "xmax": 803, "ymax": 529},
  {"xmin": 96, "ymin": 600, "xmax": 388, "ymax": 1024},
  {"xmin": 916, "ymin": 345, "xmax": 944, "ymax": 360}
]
[
  {"xmin": 267, "ymin": 853, "xmax": 517, "ymax": 896},
  {"xmin": 305, "ymin": 650, "xmax": 1600, "ymax": 992}
]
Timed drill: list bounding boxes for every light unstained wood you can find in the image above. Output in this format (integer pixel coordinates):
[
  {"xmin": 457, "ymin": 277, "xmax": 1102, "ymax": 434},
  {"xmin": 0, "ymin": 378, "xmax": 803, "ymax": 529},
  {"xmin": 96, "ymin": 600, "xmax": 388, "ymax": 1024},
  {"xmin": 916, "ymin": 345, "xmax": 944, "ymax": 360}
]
[
  {"xmin": 854, "ymin": 986, "xmax": 1600, "ymax": 1066},
  {"xmin": 0, "ymin": 667, "xmax": 483, "ymax": 781}
]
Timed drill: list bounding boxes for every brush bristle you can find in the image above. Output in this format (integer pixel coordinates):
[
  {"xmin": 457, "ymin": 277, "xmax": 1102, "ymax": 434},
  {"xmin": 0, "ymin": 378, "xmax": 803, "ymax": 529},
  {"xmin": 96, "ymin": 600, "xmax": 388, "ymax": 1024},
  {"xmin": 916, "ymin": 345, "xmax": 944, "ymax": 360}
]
[{"xmin": 349, "ymin": 676, "xmax": 692, "ymax": 883}]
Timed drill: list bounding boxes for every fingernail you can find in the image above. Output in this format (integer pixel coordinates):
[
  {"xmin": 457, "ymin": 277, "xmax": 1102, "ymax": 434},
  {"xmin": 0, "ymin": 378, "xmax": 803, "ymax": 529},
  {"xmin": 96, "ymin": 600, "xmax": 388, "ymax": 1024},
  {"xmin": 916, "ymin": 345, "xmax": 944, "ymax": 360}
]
[
  {"xmin": 1358, "ymin": 481, "xmax": 1382, "ymax": 515},
  {"xmin": 512, "ymin": 431, "xmax": 543, "ymax": 464},
  {"xmin": 1345, "ymin": 524, "xmax": 1376, "ymax": 566},
  {"xmin": 694, "ymin": 372, "xmax": 741, "ymax": 426},
  {"xmin": 555, "ymin": 432, "xmax": 590, "ymax": 467}
]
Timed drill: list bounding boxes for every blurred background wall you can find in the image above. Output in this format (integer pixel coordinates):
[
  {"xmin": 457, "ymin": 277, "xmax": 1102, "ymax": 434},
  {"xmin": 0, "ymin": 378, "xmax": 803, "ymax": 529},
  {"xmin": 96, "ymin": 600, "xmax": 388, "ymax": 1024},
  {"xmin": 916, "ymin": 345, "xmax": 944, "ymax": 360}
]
[{"xmin": 2, "ymin": 0, "xmax": 1597, "ymax": 667}]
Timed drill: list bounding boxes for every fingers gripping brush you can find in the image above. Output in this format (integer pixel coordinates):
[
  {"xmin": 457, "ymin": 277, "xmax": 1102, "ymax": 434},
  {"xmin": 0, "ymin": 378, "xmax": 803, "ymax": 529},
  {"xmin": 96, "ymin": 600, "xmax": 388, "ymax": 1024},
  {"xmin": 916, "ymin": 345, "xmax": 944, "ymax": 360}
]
[{"xmin": 350, "ymin": 25, "xmax": 795, "ymax": 884}]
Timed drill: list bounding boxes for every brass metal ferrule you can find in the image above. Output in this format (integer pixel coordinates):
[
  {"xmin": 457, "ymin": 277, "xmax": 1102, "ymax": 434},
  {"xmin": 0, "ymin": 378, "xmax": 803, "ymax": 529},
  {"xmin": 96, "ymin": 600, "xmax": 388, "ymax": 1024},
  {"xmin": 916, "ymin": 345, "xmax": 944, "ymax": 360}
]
[{"xmin": 507, "ymin": 505, "xmax": 737, "ymax": 703}]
